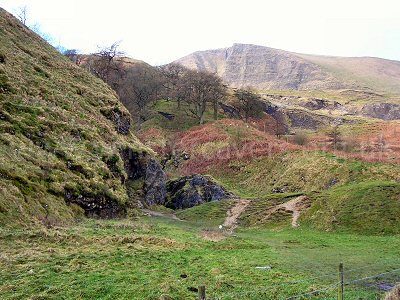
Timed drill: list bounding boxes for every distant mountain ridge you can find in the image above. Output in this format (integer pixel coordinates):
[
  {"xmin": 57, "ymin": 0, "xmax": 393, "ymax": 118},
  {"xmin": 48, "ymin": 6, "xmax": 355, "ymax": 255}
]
[{"xmin": 174, "ymin": 43, "xmax": 400, "ymax": 94}]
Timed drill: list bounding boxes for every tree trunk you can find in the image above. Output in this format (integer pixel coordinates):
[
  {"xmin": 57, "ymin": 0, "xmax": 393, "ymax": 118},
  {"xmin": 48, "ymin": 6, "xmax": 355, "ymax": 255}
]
[
  {"xmin": 199, "ymin": 111, "xmax": 205, "ymax": 125},
  {"xmin": 199, "ymin": 96, "xmax": 206, "ymax": 125},
  {"xmin": 213, "ymin": 99, "xmax": 218, "ymax": 120},
  {"xmin": 136, "ymin": 112, "xmax": 142, "ymax": 132}
]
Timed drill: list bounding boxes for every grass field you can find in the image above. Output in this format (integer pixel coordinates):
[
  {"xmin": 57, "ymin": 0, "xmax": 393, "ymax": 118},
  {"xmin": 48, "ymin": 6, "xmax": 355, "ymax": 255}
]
[{"xmin": 1, "ymin": 215, "xmax": 399, "ymax": 299}]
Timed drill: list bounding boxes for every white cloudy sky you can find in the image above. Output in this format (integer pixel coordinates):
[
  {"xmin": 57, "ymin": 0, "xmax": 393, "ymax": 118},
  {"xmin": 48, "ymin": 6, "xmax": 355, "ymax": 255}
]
[{"xmin": 1, "ymin": 0, "xmax": 400, "ymax": 65}]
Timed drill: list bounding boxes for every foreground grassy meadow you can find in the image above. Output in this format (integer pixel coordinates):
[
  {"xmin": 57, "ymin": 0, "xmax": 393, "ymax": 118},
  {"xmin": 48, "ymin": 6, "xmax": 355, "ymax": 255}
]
[{"xmin": 1, "ymin": 212, "xmax": 400, "ymax": 299}]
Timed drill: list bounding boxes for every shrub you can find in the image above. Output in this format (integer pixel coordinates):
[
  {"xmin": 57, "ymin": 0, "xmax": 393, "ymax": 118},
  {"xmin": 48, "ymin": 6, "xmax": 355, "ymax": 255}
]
[{"xmin": 292, "ymin": 131, "xmax": 308, "ymax": 145}]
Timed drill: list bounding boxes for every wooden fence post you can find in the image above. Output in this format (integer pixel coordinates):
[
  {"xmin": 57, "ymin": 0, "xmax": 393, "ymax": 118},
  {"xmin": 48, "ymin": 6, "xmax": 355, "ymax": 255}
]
[
  {"xmin": 198, "ymin": 285, "xmax": 206, "ymax": 300},
  {"xmin": 338, "ymin": 263, "xmax": 344, "ymax": 300}
]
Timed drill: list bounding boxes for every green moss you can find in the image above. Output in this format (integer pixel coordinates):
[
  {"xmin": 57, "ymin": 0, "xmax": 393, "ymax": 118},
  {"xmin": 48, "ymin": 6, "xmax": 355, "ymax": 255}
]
[
  {"xmin": 33, "ymin": 64, "xmax": 50, "ymax": 78},
  {"xmin": 0, "ymin": 72, "xmax": 14, "ymax": 93}
]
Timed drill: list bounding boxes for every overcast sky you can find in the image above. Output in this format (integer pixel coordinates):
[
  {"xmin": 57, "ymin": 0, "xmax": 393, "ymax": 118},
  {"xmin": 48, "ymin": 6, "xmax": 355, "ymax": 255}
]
[{"xmin": 2, "ymin": 0, "xmax": 400, "ymax": 65}]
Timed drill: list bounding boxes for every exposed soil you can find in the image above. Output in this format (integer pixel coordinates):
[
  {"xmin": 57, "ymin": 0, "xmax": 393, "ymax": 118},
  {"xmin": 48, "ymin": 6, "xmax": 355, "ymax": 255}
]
[
  {"xmin": 223, "ymin": 199, "xmax": 251, "ymax": 229},
  {"xmin": 200, "ymin": 230, "xmax": 225, "ymax": 242},
  {"xmin": 265, "ymin": 195, "xmax": 310, "ymax": 227}
]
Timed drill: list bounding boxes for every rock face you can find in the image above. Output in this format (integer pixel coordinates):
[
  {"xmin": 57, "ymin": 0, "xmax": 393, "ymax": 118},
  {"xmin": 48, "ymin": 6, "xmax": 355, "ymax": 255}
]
[
  {"xmin": 360, "ymin": 103, "xmax": 400, "ymax": 120},
  {"xmin": 175, "ymin": 43, "xmax": 400, "ymax": 94},
  {"xmin": 175, "ymin": 43, "xmax": 348, "ymax": 90},
  {"xmin": 286, "ymin": 110, "xmax": 333, "ymax": 130},
  {"xmin": 121, "ymin": 148, "xmax": 167, "ymax": 207},
  {"xmin": 166, "ymin": 175, "xmax": 233, "ymax": 209},
  {"xmin": 303, "ymin": 98, "xmax": 343, "ymax": 111},
  {"xmin": 65, "ymin": 190, "xmax": 125, "ymax": 219},
  {"xmin": 101, "ymin": 107, "xmax": 131, "ymax": 135},
  {"xmin": 219, "ymin": 102, "xmax": 241, "ymax": 119},
  {"xmin": 143, "ymin": 158, "xmax": 167, "ymax": 206}
]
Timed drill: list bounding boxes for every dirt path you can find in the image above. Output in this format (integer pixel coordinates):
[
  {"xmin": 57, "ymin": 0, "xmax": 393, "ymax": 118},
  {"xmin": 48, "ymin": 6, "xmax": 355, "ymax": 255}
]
[
  {"xmin": 223, "ymin": 199, "xmax": 251, "ymax": 229},
  {"xmin": 273, "ymin": 195, "xmax": 309, "ymax": 227}
]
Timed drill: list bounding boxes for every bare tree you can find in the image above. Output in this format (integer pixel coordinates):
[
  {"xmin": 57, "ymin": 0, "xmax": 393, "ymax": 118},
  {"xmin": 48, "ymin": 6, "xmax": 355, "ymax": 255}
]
[
  {"xmin": 157, "ymin": 63, "xmax": 189, "ymax": 109},
  {"xmin": 64, "ymin": 49, "xmax": 84, "ymax": 65},
  {"xmin": 273, "ymin": 117, "xmax": 287, "ymax": 139},
  {"xmin": 118, "ymin": 64, "xmax": 163, "ymax": 130},
  {"xmin": 87, "ymin": 42, "xmax": 125, "ymax": 85},
  {"xmin": 232, "ymin": 88, "xmax": 264, "ymax": 122},
  {"xmin": 16, "ymin": 6, "xmax": 28, "ymax": 25},
  {"xmin": 182, "ymin": 70, "xmax": 226, "ymax": 124}
]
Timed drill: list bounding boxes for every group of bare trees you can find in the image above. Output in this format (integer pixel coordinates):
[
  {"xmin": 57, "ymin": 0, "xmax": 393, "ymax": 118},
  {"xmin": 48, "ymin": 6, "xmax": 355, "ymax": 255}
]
[
  {"xmin": 162, "ymin": 67, "xmax": 227, "ymax": 124},
  {"xmin": 119, "ymin": 64, "xmax": 163, "ymax": 130},
  {"xmin": 64, "ymin": 43, "xmax": 272, "ymax": 130},
  {"xmin": 231, "ymin": 88, "xmax": 264, "ymax": 122}
]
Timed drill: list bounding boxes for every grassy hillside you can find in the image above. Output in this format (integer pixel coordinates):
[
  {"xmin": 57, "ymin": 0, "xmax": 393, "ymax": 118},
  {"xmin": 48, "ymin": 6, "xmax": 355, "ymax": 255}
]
[
  {"xmin": 302, "ymin": 181, "xmax": 400, "ymax": 235},
  {"xmin": 210, "ymin": 151, "xmax": 400, "ymax": 197},
  {"xmin": 297, "ymin": 53, "xmax": 400, "ymax": 95},
  {"xmin": 0, "ymin": 8, "xmax": 149, "ymax": 227}
]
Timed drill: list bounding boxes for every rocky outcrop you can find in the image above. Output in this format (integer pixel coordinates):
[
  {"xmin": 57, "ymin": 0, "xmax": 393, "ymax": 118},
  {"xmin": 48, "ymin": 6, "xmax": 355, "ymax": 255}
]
[
  {"xmin": 158, "ymin": 111, "xmax": 175, "ymax": 120},
  {"xmin": 165, "ymin": 175, "xmax": 234, "ymax": 209},
  {"xmin": 219, "ymin": 102, "xmax": 241, "ymax": 118},
  {"xmin": 101, "ymin": 107, "xmax": 131, "ymax": 134},
  {"xmin": 143, "ymin": 158, "xmax": 167, "ymax": 206},
  {"xmin": 63, "ymin": 148, "xmax": 167, "ymax": 217},
  {"xmin": 360, "ymin": 103, "xmax": 400, "ymax": 120},
  {"xmin": 121, "ymin": 148, "xmax": 166, "ymax": 207},
  {"xmin": 303, "ymin": 98, "xmax": 343, "ymax": 111},
  {"xmin": 286, "ymin": 110, "xmax": 332, "ymax": 130},
  {"xmin": 65, "ymin": 190, "xmax": 125, "ymax": 219}
]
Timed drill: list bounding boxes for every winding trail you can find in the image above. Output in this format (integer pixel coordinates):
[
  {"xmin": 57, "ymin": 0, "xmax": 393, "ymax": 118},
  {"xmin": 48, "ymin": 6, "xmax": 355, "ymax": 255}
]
[
  {"xmin": 223, "ymin": 199, "xmax": 251, "ymax": 229},
  {"xmin": 266, "ymin": 195, "xmax": 309, "ymax": 227}
]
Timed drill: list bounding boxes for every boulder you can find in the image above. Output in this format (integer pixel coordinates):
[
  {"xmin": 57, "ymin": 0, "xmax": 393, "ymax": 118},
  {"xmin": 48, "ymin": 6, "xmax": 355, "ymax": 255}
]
[
  {"xmin": 166, "ymin": 175, "xmax": 233, "ymax": 209},
  {"xmin": 304, "ymin": 98, "xmax": 343, "ymax": 111}
]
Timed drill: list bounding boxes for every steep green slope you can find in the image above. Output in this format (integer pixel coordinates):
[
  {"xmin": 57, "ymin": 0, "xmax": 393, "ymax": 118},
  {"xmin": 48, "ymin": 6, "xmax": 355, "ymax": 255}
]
[
  {"xmin": 210, "ymin": 151, "xmax": 400, "ymax": 197},
  {"xmin": 0, "ymin": 8, "xmax": 151, "ymax": 227},
  {"xmin": 302, "ymin": 181, "xmax": 400, "ymax": 235}
]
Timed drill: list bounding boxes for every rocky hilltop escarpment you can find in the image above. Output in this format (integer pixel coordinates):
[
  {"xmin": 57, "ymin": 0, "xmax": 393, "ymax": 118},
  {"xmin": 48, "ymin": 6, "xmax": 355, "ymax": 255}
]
[
  {"xmin": 175, "ymin": 43, "xmax": 350, "ymax": 90},
  {"xmin": 175, "ymin": 43, "xmax": 400, "ymax": 95}
]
